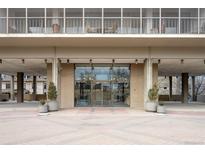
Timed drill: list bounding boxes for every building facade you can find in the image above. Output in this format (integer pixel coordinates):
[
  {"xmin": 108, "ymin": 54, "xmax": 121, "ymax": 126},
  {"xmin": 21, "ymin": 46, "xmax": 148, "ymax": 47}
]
[{"xmin": 0, "ymin": 8, "xmax": 205, "ymax": 109}]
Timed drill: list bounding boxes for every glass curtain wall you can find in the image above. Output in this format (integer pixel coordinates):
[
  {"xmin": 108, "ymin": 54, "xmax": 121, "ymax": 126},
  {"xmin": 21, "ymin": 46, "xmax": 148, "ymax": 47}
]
[
  {"xmin": 200, "ymin": 8, "xmax": 205, "ymax": 33},
  {"xmin": 75, "ymin": 64, "xmax": 130, "ymax": 107},
  {"xmin": 0, "ymin": 8, "xmax": 7, "ymax": 33}
]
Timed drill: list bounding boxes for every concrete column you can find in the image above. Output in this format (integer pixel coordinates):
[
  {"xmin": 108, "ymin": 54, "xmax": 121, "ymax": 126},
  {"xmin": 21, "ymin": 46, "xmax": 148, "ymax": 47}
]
[
  {"xmin": 17, "ymin": 72, "xmax": 24, "ymax": 103},
  {"xmin": 47, "ymin": 63, "xmax": 52, "ymax": 99},
  {"xmin": 0, "ymin": 74, "xmax": 2, "ymax": 93},
  {"xmin": 60, "ymin": 63, "xmax": 74, "ymax": 108},
  {"xmin": 130, "ymin": 64, "xmax": 144, "ymax": 109},
  {"xmin": 10, "ymin": 75, "xmax": 15, "ymax": 100},
  {"xmin": 182, "ymin": 73, "xmax": 189, "ymax": 103},
  {"xmin": 144, "ymin": 58, "xmax": 153, "ymax": 103},
  {"xmin": 192, "ymin": 76, "xmax": 196, "ymax": 101},
  {"xmin": 32, "ymin": 76, "xmax": 37, "ymax": 100},
  {"xmin": 52, "ymin": 58, "xmax": 58, "ymax": 87},
  {"xmin": 169, "ymin": 76, "xmax": 172, "ymax": 100},
  {"xmin": 152, "ymin": 63, "xmax": 158, "ymax": 85}
]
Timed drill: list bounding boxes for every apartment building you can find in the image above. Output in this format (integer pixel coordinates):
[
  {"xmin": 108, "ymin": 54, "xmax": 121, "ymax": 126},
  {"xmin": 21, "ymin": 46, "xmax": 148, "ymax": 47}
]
[{"xmin": 0, "ymin": 8, "xmax": 205, "ymax": 109}]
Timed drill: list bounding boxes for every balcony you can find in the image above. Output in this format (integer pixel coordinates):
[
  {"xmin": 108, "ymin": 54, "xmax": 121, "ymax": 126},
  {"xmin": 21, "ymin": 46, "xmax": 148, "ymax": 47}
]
[{"xmin": 0, "ymin": 8, "xmax": 205, "ymax": 35}]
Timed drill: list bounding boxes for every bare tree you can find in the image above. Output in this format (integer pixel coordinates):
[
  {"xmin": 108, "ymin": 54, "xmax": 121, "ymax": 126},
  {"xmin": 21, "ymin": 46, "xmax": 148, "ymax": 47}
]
[{"xmin": 193, "ymin": 76, "xmax": 205, "ymax": 101}]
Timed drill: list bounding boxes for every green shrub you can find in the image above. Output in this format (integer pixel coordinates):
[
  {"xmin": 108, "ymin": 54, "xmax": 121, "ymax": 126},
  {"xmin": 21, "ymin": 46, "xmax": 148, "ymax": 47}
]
[
  {"xmin": 48, "ymin": 82, "xmax": 57, "ymax": 100},
  {"xmin": 148, "ymin": 83, "xmax": 159, "ymax": 101},
  {"xmin": 39, "ymin": 99, "xmax": 46, "ymax": 105}
]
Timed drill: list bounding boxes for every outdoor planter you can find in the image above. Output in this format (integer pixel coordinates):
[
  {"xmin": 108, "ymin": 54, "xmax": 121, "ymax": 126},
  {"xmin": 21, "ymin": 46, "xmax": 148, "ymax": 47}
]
[
  {"xmin": 48, "ymin": 100, "xmax": 58, "ymax": 111},
  {"xmin": 145, "ymin": 101, "xmax": 157, "ymax": 112},
  {"xmin": 47, "ymin": 82, "xmax": 59, "ymax": 112},
  {"xmin": 38, "ymin": 100, "xmax": 48, "ymax": 113},
  {"xmin": 157, "ymin": 104, "xmax": 166, "ymax": 113},
  {"xmin": 145, "ymin": 83, "xmax": 158, "ymax": 112}
]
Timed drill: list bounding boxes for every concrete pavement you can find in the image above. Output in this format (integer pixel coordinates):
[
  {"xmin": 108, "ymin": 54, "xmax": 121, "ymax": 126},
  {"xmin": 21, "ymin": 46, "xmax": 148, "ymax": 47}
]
[{"xmin": 0, "ymin": 102, "xmax": 205, "ymax": 144}]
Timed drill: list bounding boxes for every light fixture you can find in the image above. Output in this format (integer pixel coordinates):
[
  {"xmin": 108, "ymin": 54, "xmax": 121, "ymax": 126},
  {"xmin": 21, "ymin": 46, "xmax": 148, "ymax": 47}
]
[
  {"xmin": 22, "ymin": 59, "xmax": 25, "ymax": 64},
  {"xmin": 67, "ymin": 59, "xmax": 70, "ymax": 64},
  {"xmin": 204, "ymin": 59, "xmax": 205, "ymax": 64},
  {"xmin": 0, "ymin": 59, "xmax": 2, "ymax": 64},
  {"xmin": 180, "ymin": 59, "xmax": 184, "ymax": 64},
  {"xmin": 165, "ymin": 76, "xmax": 166, "ymax": 79},
  {"xmin": 58, "ymin": 58, "xmax": 61, "ymax": 63},
  {"xmin": 90, "ymin": 59, "xmax": 92, "ymax": 64},
  {"xmin": 44, "ymin": 59, "xmax": 47, "ymax": 64},
  {"xmin": 158, "ymin": 59, "xmax": 161, "ymax": 64},
  {"xmin": 112, "ymin": 59, "xmax": 115, "ymax": 64},
  {"xmin": 135, "ymin": 59, "xmax": 138, "ymax": 64}
]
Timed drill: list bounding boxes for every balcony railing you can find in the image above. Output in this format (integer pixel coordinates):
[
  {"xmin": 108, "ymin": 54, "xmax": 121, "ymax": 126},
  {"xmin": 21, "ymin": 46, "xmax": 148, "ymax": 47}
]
[{"xmin": 1, "ymin": 17, "xmax": 203, "ymax": 34}]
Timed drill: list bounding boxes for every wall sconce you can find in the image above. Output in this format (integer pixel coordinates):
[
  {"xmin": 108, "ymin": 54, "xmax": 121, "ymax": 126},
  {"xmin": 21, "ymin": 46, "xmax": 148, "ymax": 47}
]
[
  {"xmin": 67, "ymin": 59, "xmax": 70, "ymax": 64},
  {"xmin": 44, "ymin": 59, "xmax": 47, "ymax": 64},
  {"xmin": 158, "ymin": 59, "xmax": 161, "ymax": 64},
  {"xmin": 135, "ymin": 59, "xmax": 138, "ymax": 64},
  {"xmin": 180, "ymin": 59, "xmax": 184, "ymax": 64},
  {"xmin": 0, "ymin": 59, "xmax": 2, "ymax": 64},
  {"xmin": 58, "ymin": 58, "xmax": 61, "ymax": 63},
  {"xmin": 22, "ymin": 59, "xmax": 25, "ymax": 64}
]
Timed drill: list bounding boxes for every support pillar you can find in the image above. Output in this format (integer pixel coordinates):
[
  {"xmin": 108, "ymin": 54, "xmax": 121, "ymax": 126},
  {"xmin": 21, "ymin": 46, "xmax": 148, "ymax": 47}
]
[
  {"xmin": 192, "ymin": 76, "xmax": 196, "ymax": 101},
  {"xmin": 10, "ymin": 75, "xmax": 14, "ymax": 100},
  {"xmin": 130, "ymin": 64, "xmax": 144, "ymax": 109},
  {"xmin": 60, "ymin": 63, "xmax": 74, "ymax": 108},
  {"xmin": 144, "ymin": 58, "xmax": 153, "ymax": 104},
  {"xmin": 182, "ymin": 73, "xmax": 189, "ymax": 103},
  {"xmin": 32, "ymin": 76, "xmax": 37, "ymax": 100},
  {"xmin": 17, "ymin": 72, "xmax": 24, "ymax": 103},
  {"xmin": 169, "ymin": 76, "xmax": 172, "ymax": 100},
  {"xmin": 0, "ymin": 74, "xmax": 2, "ymax": 94}
]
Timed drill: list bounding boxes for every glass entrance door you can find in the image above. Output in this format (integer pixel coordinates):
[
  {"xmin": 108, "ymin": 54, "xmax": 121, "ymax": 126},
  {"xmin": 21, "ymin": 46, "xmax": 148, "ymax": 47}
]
[
  {"xmin": 92, "ymin": 81, "xmax": 112, "ymax": 106},
  {"xmin": 75, "ymin": 64, "xmax": 130, "ymax": 107}
]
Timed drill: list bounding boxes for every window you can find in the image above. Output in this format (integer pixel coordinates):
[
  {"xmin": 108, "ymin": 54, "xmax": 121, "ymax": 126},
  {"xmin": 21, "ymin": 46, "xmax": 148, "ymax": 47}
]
[
  {"xmin": 6, "ymin": 83, "xmax": 10, "ymax": 89},
  {"xmin": 27, "ymin": 8, "xmax": 45, "ymax": 17},
  {"xmin": 181, "ymin": 8, "xmax": 198, "ymax": 17},
  {"xmin": 142, "ymin": 8, "xmax": 159, "ymax": 17},
  {"xmin": 161, "ymin": 8, "xmax": 179, "ymax": 17},
  {"xmin": 46, "ymin": 8, "xmax": 64, "ymax": 17},
  {"xmin": 0, "ymin": 8, "xmax": 7, "ymax": 17},
  {"xmin": 123, "ymin": 8, "xmax": 140, "ymax": 17},
  {"xmin": 8, "ymin": 8, "xmax": 26, "ymax": 17},
  {"xmin": 104, "ymin": 8, "xmax": 121, "ymax": 17},
  {"xmin": 66, "ymin": 8, "xmax": 83, "ymax": 17},
  {"xmin": 85, "ymin": 8, "xmax": 102, "ymax": 17}
]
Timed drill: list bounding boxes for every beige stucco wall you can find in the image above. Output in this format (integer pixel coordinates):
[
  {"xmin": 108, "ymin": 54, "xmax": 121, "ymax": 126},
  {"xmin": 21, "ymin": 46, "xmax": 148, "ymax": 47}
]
[
  {"xmin": 60, "ymin": 63, "xmax": 74, "ymax": 109},
  {"xmin": 130, "ymin": 64, "xmax": 144, "ymax": 109}
]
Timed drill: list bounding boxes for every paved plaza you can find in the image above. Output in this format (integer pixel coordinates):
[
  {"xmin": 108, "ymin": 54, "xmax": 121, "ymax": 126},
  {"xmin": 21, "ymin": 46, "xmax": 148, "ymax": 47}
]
[{"xmin": 0, "ymin": 102, "xmax": 205, "ymax": 144}]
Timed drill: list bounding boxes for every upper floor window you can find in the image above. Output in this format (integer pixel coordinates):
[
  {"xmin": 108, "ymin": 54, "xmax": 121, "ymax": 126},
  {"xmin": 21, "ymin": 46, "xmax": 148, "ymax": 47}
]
[
  {"xmin": 142, "ymin": 8, "xmax": 159, "ymax": 17},
  {"xmin": 8, "ymin": 8, "xmax": 26, "ymax": 17},
  {"xmin": 123, "ymin": 8, "xmax": 140, "ymax": 17},
  {"xmin": 66, "ymin": 8, "xmax": 83, "ymax": 17},
  {"xmin": 85, "ymin": 8, "xmax": 102, "ymax": 17},
  {"xmin": 46, "ymin": 8, "xmax": 64, "ymax": 17},
  {"xmin": 181, "ymin": 8, "xmax": 198, "ymax": 17},
  {"xmin": 161, "ymin": 8, "xmax": 179, "ymax": 17},
  {"xmin": 27, "ymin": 8, "xmax": 45, "ymax": 17},
  {"xmin": 0, "ymin": 8, "xmax": 7, "ymax": 17},
  {"xmin": 104, "ymin": 8, "xmax": 121, "ymax": 17},
  {"xmin": 200, "ymin": 8, "xmax": 205, "ymax": 17}
]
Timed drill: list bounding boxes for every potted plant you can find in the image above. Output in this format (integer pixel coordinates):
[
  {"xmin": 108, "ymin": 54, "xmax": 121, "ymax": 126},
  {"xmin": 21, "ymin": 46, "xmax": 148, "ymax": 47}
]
[
  {"xmin": 157, "ymin": 102, "xmax": 166, "ymax": 114},
  {"xmin": 38, "ymin": 99, "xmax": 48, "ymax": 113},
  {"xmin": 47, "ymin": 82, "xmax": 58, "ymax": 111},
  {"xmin": 145, "ymin": 83, "xmax": 158, "ymax": 112}
]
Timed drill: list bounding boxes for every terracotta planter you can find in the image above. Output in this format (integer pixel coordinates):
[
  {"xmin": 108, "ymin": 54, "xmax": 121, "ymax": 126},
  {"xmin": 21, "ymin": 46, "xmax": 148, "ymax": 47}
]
[{"xmin": 52, "ymin": 24, "xmax": 60, "ymax": 33}]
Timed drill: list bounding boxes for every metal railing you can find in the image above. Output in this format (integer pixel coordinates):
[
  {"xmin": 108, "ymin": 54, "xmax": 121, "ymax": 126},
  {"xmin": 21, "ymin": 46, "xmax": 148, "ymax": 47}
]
[{"xmin": 0, "ymin": 17, "xmax": 204, "ymax": 34}]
